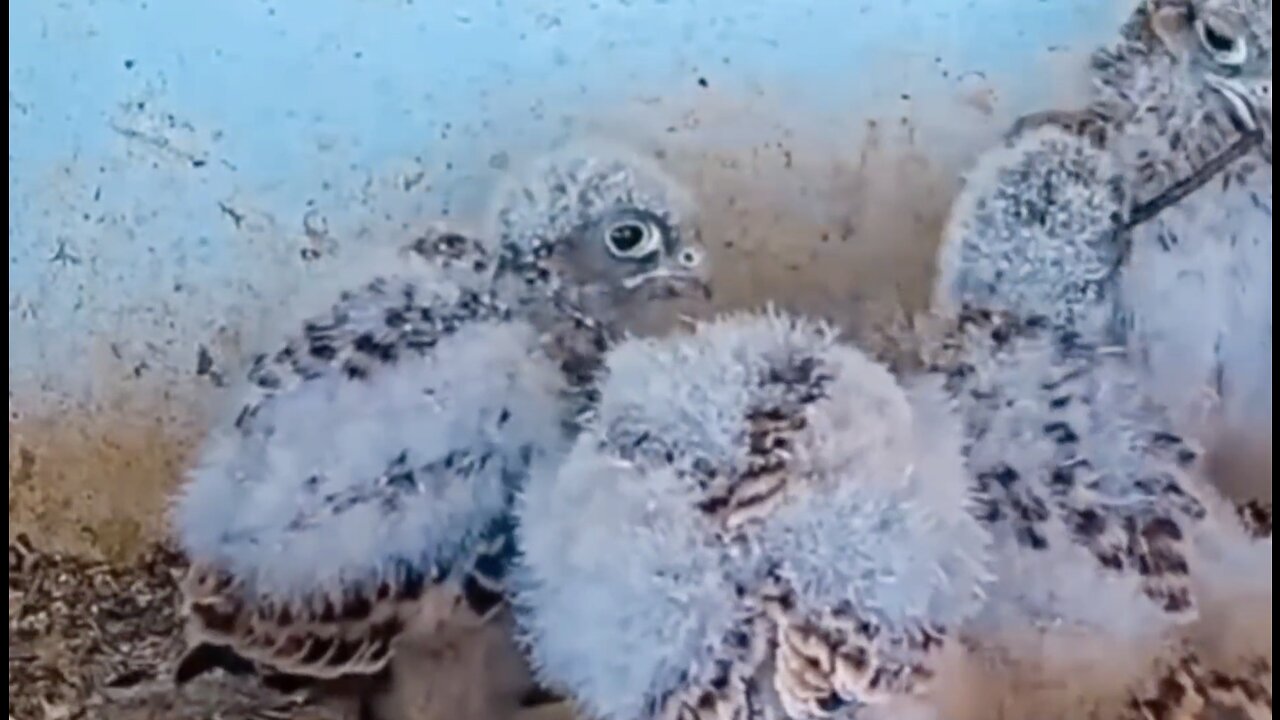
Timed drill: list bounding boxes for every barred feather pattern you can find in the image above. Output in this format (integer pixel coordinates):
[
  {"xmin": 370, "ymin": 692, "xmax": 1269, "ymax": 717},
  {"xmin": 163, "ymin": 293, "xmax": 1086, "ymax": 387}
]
[
  {"xmin": 179, "ymin": 560, "xmax": 431, "ymax": 683},
  {"xmin": 1130, "ymin": 492, "xmax": 1273, "ymax": 719},
  {"xmin": 177, "ymin": 522, "xmax": 516, "ymax": 686},
  {"xmin": 923, "ymin": 309, "xmax": 1210, "ymax": 620},
  {"xmin": 598, "ymin": 328, "xmax": 861, "ymax": 720},
  {"xmin": 1121, "ymin": 497, "xmax": 1272, "ymax": 719},
  {"xmin": 654, "ymin": 583, "xmax": 950, "ymax": 720},
  {"xmin": 653, "ymin": 610, "xmax": 777, "ymax": 720},
  {"xmin": 1124, "ymin": 651, "xmax": 1272, "ymax": 719},
  {"xmin": 763, "ymin": 591, "xmax": 948, "ymax": 717}
]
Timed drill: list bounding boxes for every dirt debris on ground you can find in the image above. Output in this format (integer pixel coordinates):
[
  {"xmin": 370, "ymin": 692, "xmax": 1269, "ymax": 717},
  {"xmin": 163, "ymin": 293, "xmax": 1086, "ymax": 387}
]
[
  {"xmin": 7, "ymin": 535, "xmax": 575, "ymax": 720},
  {"xmin": 7, "ymin": 535, "xmax": 349, "ymax": 720}
]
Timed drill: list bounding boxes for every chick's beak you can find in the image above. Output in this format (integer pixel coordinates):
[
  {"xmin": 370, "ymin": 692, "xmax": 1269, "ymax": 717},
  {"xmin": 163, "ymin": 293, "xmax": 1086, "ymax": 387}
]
[
  {"xmin": 683, "ymin": 274, "xmax": 715, "ymax": 301},
  {"xmin": 621, "ymin": 267, "xmax": 714, "ymax": 301},
  {"xmin": 1206, "ymin": 74, "xmax": 1263, "ymax": 134}
]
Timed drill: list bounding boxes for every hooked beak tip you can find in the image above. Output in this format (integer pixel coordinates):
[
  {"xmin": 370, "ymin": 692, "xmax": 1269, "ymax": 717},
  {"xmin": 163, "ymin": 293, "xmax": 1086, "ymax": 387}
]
[
  {"xmin": 1206, "ymin": 76, "xmax": 1260, "ymax": 133},
  {"xmin": 672, "ymin": 275, "xmax": 714, "ymax": 302},
  {"xmin": 677, "ymin": 269, "xmax": 715, "ymax": 301}
]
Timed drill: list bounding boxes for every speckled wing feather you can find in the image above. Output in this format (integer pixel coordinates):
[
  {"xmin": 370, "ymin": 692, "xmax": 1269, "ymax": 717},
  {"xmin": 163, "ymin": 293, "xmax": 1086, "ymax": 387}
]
[
  {"xmin": 1125, "ymin": 651, "xmax": 1272, "ymax": 720},
  {"xmin": 231, "ymin": 232, "xmax": 501, "ymax": 427},
  {"xmin": 176, "ymin": 560, "xmax": 431, "ymax": 684},
  {"xmin": 924, "ymin": 309, "xmax": 1210, "ymax": 620},
  {"xmin": 175, "ymin": 526, "xmax": 515, "ymax": 685},
  {"xmin": 174, "ymin": 230, "xmax": 564, "ymax": 687},
  {"xmin": 763, "ymin": 595, "xmax": 948, "ymax": 717},
  {"xmin": 1125, "ymin": 497, "xmax": 1273, "ymax": 719},
  {"xmin": 651, "ymin": 614, "xmax": 776, "ymax": 720},
  {"xmin": 1130, "ymin": 494, "xmax": 1275, "ymax": 720}
]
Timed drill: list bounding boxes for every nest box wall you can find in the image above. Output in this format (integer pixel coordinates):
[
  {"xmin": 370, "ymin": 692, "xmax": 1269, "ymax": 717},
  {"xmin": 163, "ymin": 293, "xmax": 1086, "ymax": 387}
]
[{"xmin": 8, "ymin": 0, "xmax": 1126, "ymax": 559}]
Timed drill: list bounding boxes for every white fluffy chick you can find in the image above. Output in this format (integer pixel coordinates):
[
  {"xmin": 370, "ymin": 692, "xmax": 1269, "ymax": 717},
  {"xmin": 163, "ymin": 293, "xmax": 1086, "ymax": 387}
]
[
  {"xmin": 172, "ymin": 144, "xmax": 712, "ymax": 717},
  {"xmin": 931, "ymin": 115, "xmax": 1259, "ymax": 621},
  {"xmin": 1106, "ymin": 0, "xmax": 1271, "ymax": 451},
  {"xmin": 484, "ymin": 142, "xmax": 714, "ymax": 422},
  {"xmin": 920, "ymin": 106, "xmax": 1272, "ymax": 716},
  {"xmin": 1012, "ymin": 0, "xmax": 1273, "ymax": 456},
  {"xmin": 514, "ymin": 309, "xmax": 992, "ymax": 720}
]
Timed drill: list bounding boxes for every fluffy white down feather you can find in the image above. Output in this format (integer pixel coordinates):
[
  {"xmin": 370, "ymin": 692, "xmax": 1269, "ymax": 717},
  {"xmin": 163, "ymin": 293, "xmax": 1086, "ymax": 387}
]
[
  {"xmin": 933, "ymin": 126, "xmax": 1127, "ymax": 340},
  {"xmin": 176, "ymin": 267, "xmax": 567, "ymax": 601},
  {"xmin": 514, "ymin": 310, "xmax": 991, "ymax": 720}
]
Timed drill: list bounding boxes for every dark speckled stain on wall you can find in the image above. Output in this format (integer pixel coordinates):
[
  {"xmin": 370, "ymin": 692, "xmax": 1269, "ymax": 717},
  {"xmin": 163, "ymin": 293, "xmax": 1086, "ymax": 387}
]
[{"xmin": 21, "ymin": 118, "xmax": 1266, "ymax": 564}]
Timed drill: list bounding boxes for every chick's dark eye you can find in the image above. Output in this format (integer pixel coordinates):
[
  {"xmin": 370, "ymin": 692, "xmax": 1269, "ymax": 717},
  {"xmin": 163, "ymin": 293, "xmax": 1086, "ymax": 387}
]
[
  {"xmin": 1203, "ymin": 24, "xmax": 1234, "ymax": 52},
  {"xmin": 1195, "ymin": 17, "xmax": 1247, "ymax": 65},
  {"xmin": 608, "ymin": 223, "xmax": 646, "ymax": 253},
  {"xmin": 605, "ymin": 220, "xmax": 660, "ymax": 259}
]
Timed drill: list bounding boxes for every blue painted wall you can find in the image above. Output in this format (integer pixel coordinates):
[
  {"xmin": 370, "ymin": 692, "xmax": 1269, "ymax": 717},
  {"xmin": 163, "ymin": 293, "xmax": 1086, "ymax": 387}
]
[{"xmin": 8, "ymin": 0, "xmax": 1126, "ymax": 555}]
